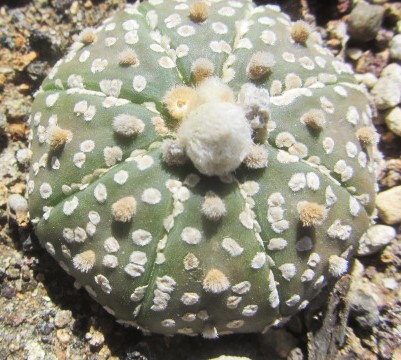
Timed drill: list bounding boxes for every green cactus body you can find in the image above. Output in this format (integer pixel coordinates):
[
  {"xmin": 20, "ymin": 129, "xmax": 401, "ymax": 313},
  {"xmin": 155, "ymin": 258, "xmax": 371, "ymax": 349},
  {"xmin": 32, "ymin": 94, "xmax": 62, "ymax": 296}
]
[{"xmin": 28, "ymin": 0, "xmax": 378, "ymax": 338}]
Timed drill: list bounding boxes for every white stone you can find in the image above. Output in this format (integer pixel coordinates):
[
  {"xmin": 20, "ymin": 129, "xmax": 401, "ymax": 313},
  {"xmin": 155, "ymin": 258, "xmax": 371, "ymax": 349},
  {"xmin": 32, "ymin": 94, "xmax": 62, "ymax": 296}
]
[
  {"xmin": 385, "ymin": 106, "xmax": 401, "ymax": 137},
  {"xmin": 358, "ymin": 224, "xmax": 396, "ymax": 256},
  {"xmin": 371, "ymin": 77, "xmax": 401, "ymax": 110},
  {"xmin": 376, "ymin": 185, "xmax": 401, "ymax": 224},
  {"xmin": 390, "ymin": 34, "xmax": 401, "ymax": 61}
]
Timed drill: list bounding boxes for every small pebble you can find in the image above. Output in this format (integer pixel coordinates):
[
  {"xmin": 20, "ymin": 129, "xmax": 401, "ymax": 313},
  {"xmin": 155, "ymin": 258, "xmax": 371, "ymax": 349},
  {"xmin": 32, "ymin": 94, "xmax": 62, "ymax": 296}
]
[
  {"xmin": 56, "ymin": 329, "xmax": 71, "ymax": 344},
  {"xmin": 385, "ymin": 107, "xmax": 401, "ymax": 137},
  {"xmin": 88, "ymin": 331, "xmax": 105, "ymax": 349},
  {"xmin": 381, "ymin": 63, "xmax": 401, "ymax": 86},
  {"xmin": 24, "ymin": 340, "xmax": 46, "ymax": 360},
  {"xmin": 355, "ymin": 72, "xmax": 378, "ymax": 88},
  {"xmin": 376, "ymin": 185, "xmax": 401, "ymax": 224},
  {"xmin": 8, "ymin": 193, "xmax": 28, "ymax": 213},
  {"xmin": 383, "ymin": 278, "xmax": 398, "ymax": 291},
  {"xmin": 390, "ymin": 34, "xmax": 401, "ymax": 61},
  {"xmin": 54, "ymin": 309, "xmax": 72, "ymax": 329},
  {"xmin": 347, "ymin": 1, "xmax": 385, "ymax": 42},
  {"xmin": 16, "ymin": 148, "xmax": 32, "ymax": 166},
  {"xmin": 348, "ymin": 288, "xmax": 380, "ymax": 329},
  {"xmin": 371, "ymin": 77, "xmax": 401, "ymax": 110},
  {"xmin": 358, "ymin": 224, "xmax": 396, "ymax": 256}
]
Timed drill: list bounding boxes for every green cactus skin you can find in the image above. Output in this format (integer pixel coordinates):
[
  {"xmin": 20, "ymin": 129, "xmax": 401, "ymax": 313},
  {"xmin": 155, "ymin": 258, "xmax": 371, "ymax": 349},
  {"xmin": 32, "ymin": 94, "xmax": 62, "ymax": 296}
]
[{"xmin": 28, "ymin": 0, "xmax": 379, "ymax": 338}]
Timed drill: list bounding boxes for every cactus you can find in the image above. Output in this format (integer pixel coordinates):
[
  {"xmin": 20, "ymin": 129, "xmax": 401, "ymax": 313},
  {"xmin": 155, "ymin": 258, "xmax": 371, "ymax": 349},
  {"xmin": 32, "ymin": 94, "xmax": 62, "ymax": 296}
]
[{"xmin": 28, "ymin": 0, "xmax": 379, "ymax": 338}]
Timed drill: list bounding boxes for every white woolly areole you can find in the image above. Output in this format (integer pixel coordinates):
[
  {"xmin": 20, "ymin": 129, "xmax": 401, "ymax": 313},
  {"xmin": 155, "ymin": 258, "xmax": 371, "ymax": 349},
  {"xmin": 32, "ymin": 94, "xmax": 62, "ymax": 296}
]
[{"xmin": 177, "ymin": 101, "xmax": 252, "ymax": 176}]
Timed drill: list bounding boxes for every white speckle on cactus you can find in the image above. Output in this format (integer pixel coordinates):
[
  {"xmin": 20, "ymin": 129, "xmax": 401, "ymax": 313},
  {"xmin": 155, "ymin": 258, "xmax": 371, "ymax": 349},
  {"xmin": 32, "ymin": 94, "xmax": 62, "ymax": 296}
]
[
  {"xmin": 161, "ymin": 319, "xmax": 175, "ymax": 328},
  {"xmin": 72, "ymin": 250, "xmax": 96, "ymax": 273},
  {"xmin": 103, "ymin": 146, "xmax": 122, "ymax": 167},
  {"xmin": 177, "ymin": 25, "xmax": 196, "ymax": 37},
  {"xmin": 180, "ymin": 292, "xmax": 199, "ymax": 305},
  {"xmin": 306, "ymin": 172, "xmax": 320, "ymax": 191},
  {"xmin": 91, "ymin": 58, "xmax": 108, "ymax": 73},
  {"xmin": 131, "ymin": 229, "xmax": 152, "ymax": 246},
  {"xmin": 301, "ymin": 269, "xmax": 315, "ymax": 282},
  {"xmin": 226, "ymin": 320, "xmax": 244, "ymax": 329},
  {"xmin": 267, "ymin": 206, "xmax": 284, "ymax": 223},
  {"xmin": 45, "ymin": 242, "xmax": 55, "ymax": 256},
  {"xmin": 73, "ymin": 227, "xmax": 87, "ymax": 243},
  {"xmin": 242, "ymin": 304, "xmax": 258, "ymax": 316},
  {"xmin": 346, "ymin": 106, "xmax": 360, "ymax": 125},
  {"xmin": 239, "ymin": 209, "xmax": 254, "ymax": 229},
  {"xmin": 63, "ymin": 196, "xmax": 79, "ymax": 216},
  {"xmin": 286, "ymin": 295, "xmax": 301, "ymax": 307},
  {"xmin": 268, "ymin": 271, "xmax": 280, "ymax": 308},
  {"xmin": 103, "ymin": 237, "xmax": 119, "ymax": 253},
  {"xmin": 94, "ymin": 274, "xmax": 112, "ymax": 294},
  {"xmin": 130, "ymin": 286, "xmax": 148, "ymax": 302},
  {"xmin": 79, "ymin": 50, "xmax": 90, "ymax": 63},
  {"xmin": 271, "ymin": 219, "xmax": 290, "ymax": 233},
  {"xmin": 202, "ymin": 268, "xmax": 230, "ymax": 294},
  {"xmin": 313, "ymin": 275, "xmax": 326, "ymax": 289},
  {"xmin": 45, "ymin": 93, "xmax": 59, "ymax": 108},
  {"xmin": 39, "ymin": 182, "xmax": 52, "ymax": 199},
  {"xmin": 129, "ymin": 251, "xmax": 148, "ymax": 266},
  {"xmin": 244, "ymin": 145, "xmax": 268, "ymax": 169},
  {"xmin": 307, "ymin": 253, "xmax": 321, "ymax": 268},
  {"xmin": 124, "ymin": 263, "xmax": 145, "ymax": 278},
  {"xmin": 288, "ymin": 173, "xmax": 306, "ymax": 192},
  {"xmin": 72, "ymin": 152, "xmax": 86, "ymax": 168},
  {"xmin": 79, "ymin": 140, "xmax": 95, "ymax": 153},
  {"xmin": 279, "ymin": 263, "xmax": 297, "ymax": 281},
  {"xmin": 124, "ymin": 31, "xmax": 139, "ymax": 45},
  {"xmin": 102, "ymin": 254, "xmax": 118, "ymax": 269},
  {"xmin": 251, "ymin": 252, "xmax": 266, "ymax": 269},
  {"xmin": 88, "ymin": 211, "xmax": 100, "ymax": 225},
  {"xmin": 327, "ymin": 220, "xmax": 352, "ymax": 241},
  {"xmin": 113, "ymin": 114, "xmax": 145, "ymax": 137},
  {"xmin": 105, "ymin": 36, "xmax": 117, "ymax": 47},
  {"xmin": 226, "ymin": 296, "xmax": 242, "ymax": 309},
  {"xmin": 268, "ymin": 238, "xmax": 288, "ymax": 251},
  {"xmin": 141, "ymin": 188, "xmax": 162, "ymax": 205},
  {"xmin": 86, "ymin": 222, "xmax": 96, "ymax": 237},
  {"xmin": 349, "ymin": 197, "xmax": 361, "ymax": 216},
  {"xmin": 94, "ymin": 183, "xmax": 107, "ymax": 204},
  {"xmin": 322, "ymin": 137, "xmax": 335, "ymax": 154},
  {"xmin": 181, "ymin": 227, "xmax": 202, "ymax": 245},
  {"xmin": 231, "ymin": 281, "xmax": 251, "ymax": 295},
  {"xmin": 221, "ymin": 237, "xmax": 244, "ymax": 257},
  {"xmin": 285, "ymin": 73, "xmax": 302, "ymax": 90}
]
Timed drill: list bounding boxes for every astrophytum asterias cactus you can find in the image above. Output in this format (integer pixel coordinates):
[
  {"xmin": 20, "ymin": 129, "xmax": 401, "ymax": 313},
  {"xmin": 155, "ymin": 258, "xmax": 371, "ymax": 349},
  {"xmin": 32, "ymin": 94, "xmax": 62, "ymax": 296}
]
[{"xmin": 28, "ymin": 0, "xmax": 379, "ymax": 338}]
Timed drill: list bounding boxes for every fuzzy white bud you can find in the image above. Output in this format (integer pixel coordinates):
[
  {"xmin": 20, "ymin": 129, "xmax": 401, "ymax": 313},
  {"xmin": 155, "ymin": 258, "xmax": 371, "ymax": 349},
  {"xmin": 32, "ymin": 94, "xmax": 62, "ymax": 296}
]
[{"xmin": 177, "ymin": 101, "xmax": 252, "ymax": 176}]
